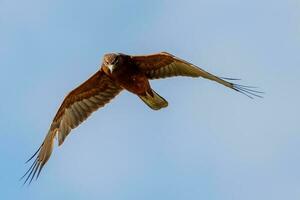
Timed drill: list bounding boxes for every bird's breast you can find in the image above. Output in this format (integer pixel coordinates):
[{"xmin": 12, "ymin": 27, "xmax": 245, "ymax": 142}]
[
  {"xmin": 102, "ymin": 64, "xmax": 149, "ymax": 95},
  {"xmin": 117, "ymin": 73, "xmax": 149, "ymax": 95}
]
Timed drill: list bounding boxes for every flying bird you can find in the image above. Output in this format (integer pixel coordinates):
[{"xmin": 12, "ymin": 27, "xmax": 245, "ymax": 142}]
[{"xmin": 21, "ymin": 52, "xmax": 262, "ymax": 184}]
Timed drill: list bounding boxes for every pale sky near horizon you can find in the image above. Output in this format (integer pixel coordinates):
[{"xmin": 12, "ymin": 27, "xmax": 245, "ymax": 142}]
[{"xmin": 1, "ymin": 0, "xmax": 300, "ymax": 199}]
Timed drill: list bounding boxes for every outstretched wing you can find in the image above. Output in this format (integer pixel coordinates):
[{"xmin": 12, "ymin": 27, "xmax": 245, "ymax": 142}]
[
  {"xmin": 132, "ymin": 52, "xmax": 263, "ymax": 98},
  {"xmin": 21, "ymin": 70, "xmax": 122, "ymax": 184}
]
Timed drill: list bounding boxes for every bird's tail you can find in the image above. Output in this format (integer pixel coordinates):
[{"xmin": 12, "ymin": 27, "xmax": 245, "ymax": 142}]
[{"xmin": 139, "ymin": 89, "xmax": 168, "ymax": 110}]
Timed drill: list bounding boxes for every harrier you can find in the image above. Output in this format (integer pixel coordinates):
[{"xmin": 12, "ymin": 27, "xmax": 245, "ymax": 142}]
[{"xmin": 22, "ymin": 52, "xmax": 262, "ymax": 184}]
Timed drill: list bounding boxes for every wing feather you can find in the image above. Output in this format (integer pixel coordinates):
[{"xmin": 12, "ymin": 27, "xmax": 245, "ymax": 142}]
[
  {"xmin": 22, "ymin": 70, "xmax": 122, "ymax": 184},
  {"xmin": 132, "ymin": 52, "xmax": 263, "ymax": 98}
]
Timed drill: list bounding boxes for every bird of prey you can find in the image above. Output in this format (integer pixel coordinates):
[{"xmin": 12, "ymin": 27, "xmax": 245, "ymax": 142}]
[{"xmin": 21, "ymin": 52, "xmax": 262, "ymax": 184}]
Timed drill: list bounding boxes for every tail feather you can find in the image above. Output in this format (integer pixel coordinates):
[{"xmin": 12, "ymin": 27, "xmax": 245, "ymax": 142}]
[{"xmin": 139, "ymin": 90, "xmax": 168, "ymax": 110}]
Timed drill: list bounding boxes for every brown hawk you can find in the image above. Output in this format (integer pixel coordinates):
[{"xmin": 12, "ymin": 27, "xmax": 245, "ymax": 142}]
[{"xmin": 21, "ymin": 52, "xmax": 262, "ymax": 184}]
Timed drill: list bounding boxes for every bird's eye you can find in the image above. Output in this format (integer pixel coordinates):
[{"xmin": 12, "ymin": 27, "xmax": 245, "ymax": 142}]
[{"xmin": 112, "ymin": 57, "xmax": 119, "ymax": 65}]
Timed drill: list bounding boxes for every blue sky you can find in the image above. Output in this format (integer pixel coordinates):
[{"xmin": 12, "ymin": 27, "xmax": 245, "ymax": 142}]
[{"xmin": 1, "ymin": 0, "xmax": 300, "ymax": 199}]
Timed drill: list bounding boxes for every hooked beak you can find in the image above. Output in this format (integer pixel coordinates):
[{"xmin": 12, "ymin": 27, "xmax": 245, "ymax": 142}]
[{"xmin": 107, "ymin": 64, "xmax": 114, "ymax": 73}]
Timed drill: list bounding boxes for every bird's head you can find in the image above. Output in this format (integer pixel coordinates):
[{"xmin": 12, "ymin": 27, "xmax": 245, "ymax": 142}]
[{"xmin": 102, "ymin": 53, "xmax": 122, "ymax": 74}]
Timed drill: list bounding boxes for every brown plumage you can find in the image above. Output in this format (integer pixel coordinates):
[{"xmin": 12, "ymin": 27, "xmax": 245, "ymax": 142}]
[{"xmin": 22, "ymin": 52, "xmax": 262, "ymax": 184}]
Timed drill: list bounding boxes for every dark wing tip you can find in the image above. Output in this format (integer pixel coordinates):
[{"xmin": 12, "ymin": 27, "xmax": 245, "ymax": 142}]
[
  {"xmin": 20, "ymin": 145, "xmax": 45, "ymax": 185},
  {"xmin": 25, "ymin": 144, "xmax": 42, "ymax": 164},
  {"xmin": 232, "ymin": 84, "xmax": 264, "ymax": 99},
  {"xmin": 220, "ymin": 77, "xmax": 264, "ymax": 99},
  {"xmin": 219, "ymin": 77, "xmax": 242, "ymax": 81}
]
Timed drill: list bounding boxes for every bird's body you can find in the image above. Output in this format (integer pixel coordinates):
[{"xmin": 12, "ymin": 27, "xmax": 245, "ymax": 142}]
[
  {"xmin": 102, "ymin": 53, "xmax": 150, "ymax": 95},
  {"xmin": 102, "ymin": 53, "xmax": 168, "ymax": 109},
  {"xmin": 22, "ymin": 52, "xmax": 262, "ymax": 184}
]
